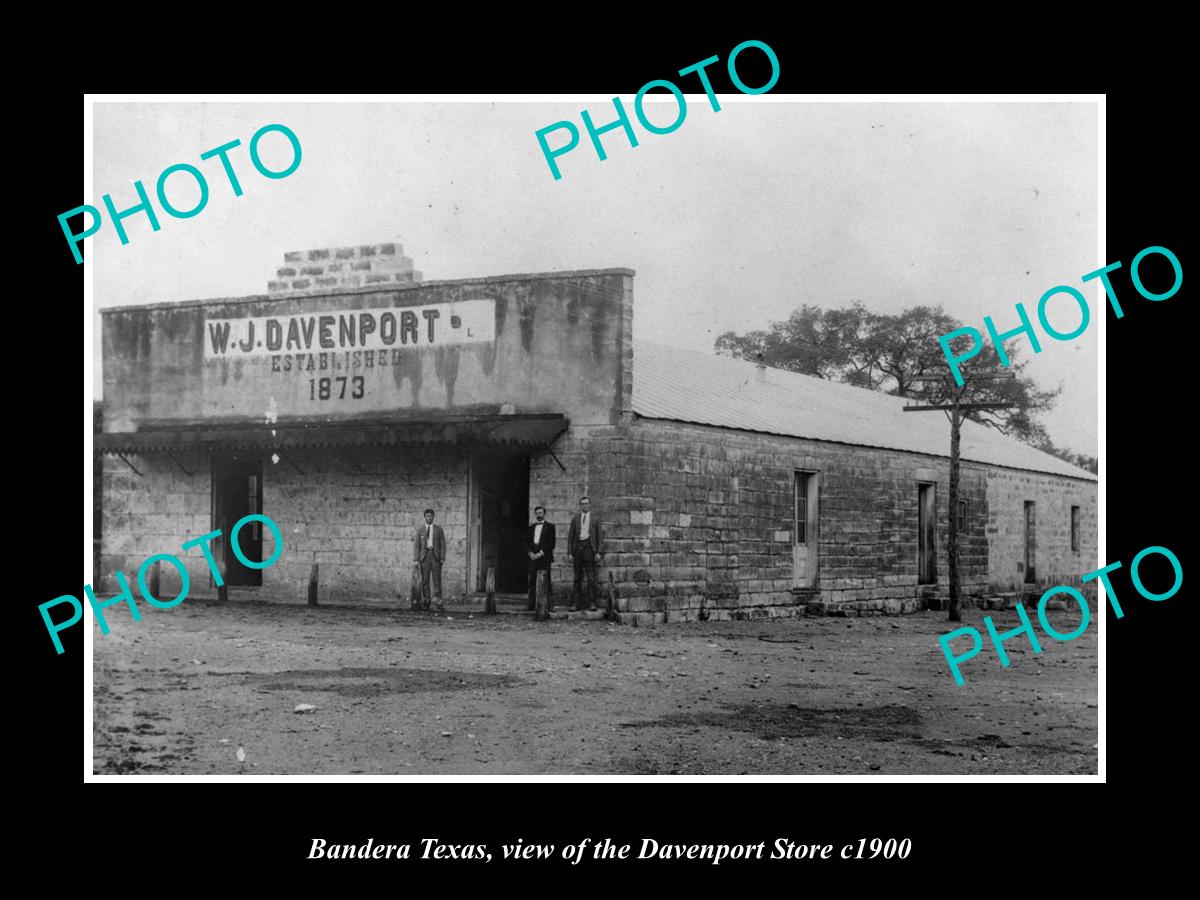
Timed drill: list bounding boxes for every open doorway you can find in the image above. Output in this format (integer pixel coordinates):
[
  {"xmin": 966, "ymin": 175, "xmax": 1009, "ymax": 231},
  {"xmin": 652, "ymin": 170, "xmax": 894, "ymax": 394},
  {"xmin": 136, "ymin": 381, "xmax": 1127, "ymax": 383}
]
[
  {"xmin": 471, "ymin": 454, "xmax": 530, "ymax": 593},
  {"xmin": 212, "ymin": 457, "xmax": 264, "ymax": 587}
]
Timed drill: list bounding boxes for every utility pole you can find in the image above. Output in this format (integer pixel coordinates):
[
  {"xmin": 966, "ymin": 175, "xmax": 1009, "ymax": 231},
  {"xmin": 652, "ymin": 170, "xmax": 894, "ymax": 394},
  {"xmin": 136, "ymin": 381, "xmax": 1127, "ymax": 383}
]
[{"xmin": 904, "ymin": 372, "xmax": 1014, "ymax": 622}]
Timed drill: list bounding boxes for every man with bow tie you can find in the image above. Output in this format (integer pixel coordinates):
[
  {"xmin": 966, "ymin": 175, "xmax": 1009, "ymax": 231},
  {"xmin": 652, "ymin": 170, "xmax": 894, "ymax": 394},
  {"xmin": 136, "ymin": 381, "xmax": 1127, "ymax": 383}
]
[{"xmin": 526, "ymin": 505, "xmax": 556, "ymax": 612}]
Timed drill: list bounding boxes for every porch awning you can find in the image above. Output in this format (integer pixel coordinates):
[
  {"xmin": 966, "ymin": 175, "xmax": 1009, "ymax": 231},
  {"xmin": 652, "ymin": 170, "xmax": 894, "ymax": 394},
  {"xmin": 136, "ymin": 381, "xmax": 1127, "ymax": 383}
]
[{"xmin": 95, "ymin": 414, "xmax": 569, "ymax": 454}]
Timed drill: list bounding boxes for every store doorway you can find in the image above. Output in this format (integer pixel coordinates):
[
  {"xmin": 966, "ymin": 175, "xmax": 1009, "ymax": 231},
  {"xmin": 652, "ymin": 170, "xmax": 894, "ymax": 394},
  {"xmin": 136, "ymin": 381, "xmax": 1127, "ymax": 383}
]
[
  {"xmin": 212, "ymin": 457, "xmax": 264, "ymax": 586},
  {"xmin": 471, "ymin": 454, "xmax": 530, "ymax": 593}
]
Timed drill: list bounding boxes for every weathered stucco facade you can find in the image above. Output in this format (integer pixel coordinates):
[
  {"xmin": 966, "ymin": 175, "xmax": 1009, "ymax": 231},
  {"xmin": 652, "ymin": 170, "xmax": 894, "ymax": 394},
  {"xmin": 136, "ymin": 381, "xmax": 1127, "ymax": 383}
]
[
  {"xmin": 98, "ymin": 258, "xmax": 633, "ymax": 603},
  {"xmin": 96, "ymin": 252, "xmax": 1096, "ymax": 622}
]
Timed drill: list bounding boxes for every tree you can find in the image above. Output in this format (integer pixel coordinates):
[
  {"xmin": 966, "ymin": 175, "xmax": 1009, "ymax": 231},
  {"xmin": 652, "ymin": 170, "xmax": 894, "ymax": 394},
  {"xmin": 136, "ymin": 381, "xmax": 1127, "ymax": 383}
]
[
  {"xmin": 715, "ymin": 304, "xmax": 1060, "ymax": 445},
  {"xmin": 714, "ymin": 303, "xmax": 874, "ymax": 381},
  {"xmin": 1036, "ymin": 439, "xmax": 1098, "ymax": 474},
  {"xmin": 718, "ymin": 304, "xmax": 1067, "ymax": 622}
]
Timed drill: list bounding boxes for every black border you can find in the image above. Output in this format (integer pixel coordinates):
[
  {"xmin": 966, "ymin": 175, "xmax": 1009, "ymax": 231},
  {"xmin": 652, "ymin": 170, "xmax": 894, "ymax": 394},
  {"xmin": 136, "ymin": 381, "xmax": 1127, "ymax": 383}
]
[{"xmin": 23, "ymin": 27, "xmax": 1187, "ymax": 885}]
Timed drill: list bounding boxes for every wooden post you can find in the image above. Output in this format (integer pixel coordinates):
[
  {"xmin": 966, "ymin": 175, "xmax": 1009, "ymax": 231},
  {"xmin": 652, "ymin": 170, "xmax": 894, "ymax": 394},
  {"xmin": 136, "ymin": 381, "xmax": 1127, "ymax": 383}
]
[
  {"xmin": 606, "ymin": 572, "xmax": 617, "ymax": 621},
  {"xmin": 307, "ymin": 560, "xmax": 319, "ymax": 606},
  {"xmin": 217, "ymin": 533, "xmax": 228, "ymax": 602},
  {"xmin": 410, "ymin": 562, "xmax": 423, "ymax": 610},
  {"xmin": 947, "ymin": 403, "xmax": 962, "ymax": 622},
  {"xmin": 534, "ymin": 569, "xmax": 549, "ymax": 620},
  {"xmin": 485, "ymin": 566, "xmax": 496, "ymax": 615},
  {"xmin": 904, "ymin": 372, "xmax": 1015, "ymax": 623}
]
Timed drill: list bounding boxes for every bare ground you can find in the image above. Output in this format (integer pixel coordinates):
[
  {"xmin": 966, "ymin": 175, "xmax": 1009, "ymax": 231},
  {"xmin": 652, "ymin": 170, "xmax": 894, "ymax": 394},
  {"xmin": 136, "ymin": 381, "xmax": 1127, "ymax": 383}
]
[{"xmin": 92, "ymin": 598, "xmax": 1098, "ymax": 775}]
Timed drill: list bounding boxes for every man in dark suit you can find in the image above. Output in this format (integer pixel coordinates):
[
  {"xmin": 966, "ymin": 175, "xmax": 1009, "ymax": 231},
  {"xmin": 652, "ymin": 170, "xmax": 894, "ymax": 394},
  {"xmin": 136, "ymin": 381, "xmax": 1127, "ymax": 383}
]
[
  {"xmin": 412, "ymin": 508, "xmax": 446, "ymax": 612},
  {"xmin": 567, "ymin": 495, "xmax": 602, "ymax": 611},
  {"xmin": 526, "ymin": 505, "xmax": 556, "ymax": 612}
]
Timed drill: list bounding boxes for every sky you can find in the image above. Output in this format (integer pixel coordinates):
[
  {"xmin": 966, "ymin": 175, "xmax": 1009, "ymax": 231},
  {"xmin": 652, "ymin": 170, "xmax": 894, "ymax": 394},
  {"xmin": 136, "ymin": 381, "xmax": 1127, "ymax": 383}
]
[{"xmin": 90, "ymin": 99, "xmax": 1099, "ymax": 454}]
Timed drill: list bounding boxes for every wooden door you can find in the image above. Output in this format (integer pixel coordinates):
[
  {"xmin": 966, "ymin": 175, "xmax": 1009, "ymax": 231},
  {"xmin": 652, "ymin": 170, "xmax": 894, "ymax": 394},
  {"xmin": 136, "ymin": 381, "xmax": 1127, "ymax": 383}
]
[
  {"xmin": 1024, "ymin": 500, "xmax": 1036, "ymax": 582},
  {"xmin": 918, "ymin": 483, "xmax": 937, "ymax": 584},
  {"xmin": 792, "ymin": 471, "xmax": 819, "ymax": 588},
  {"xmin": 468, "ymin": 460, "xmax": 482, "ymax": 592}
]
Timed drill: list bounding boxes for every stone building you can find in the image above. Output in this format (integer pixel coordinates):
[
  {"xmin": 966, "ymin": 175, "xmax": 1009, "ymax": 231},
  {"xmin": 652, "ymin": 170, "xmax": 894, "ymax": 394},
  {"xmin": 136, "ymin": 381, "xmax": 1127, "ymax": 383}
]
[{"xmin": 95, "ymin": 245, "xmax": 1097, "ymax": 623}]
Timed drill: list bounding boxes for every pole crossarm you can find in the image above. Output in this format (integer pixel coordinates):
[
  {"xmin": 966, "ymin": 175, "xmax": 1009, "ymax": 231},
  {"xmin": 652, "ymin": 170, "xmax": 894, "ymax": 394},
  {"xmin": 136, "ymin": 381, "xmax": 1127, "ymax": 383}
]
[
  {"xmin": 903, "ymin": 402, "xmax": 1017, "ymax": 411},
  {"xmin": 910, "ymin": 372, "xmax": 1017, "ymax": 382}
]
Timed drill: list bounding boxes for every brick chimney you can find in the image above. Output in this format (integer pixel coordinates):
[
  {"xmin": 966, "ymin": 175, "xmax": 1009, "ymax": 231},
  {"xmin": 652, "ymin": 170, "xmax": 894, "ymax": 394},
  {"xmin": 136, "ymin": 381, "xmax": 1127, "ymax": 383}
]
[{"xmin": 268, "ymin": 242, "xmax": 424, "ymax": 293}]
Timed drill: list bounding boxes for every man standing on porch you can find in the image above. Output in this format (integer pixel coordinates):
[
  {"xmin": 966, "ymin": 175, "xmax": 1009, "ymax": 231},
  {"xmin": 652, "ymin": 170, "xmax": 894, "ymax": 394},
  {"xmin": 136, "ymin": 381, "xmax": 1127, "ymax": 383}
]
[
  {"xmin": 413, "ymin": 509, "xmax": 445, "ymax": 612},
  {"xmin": 567, "ymin": 496, "xmax": 602, "ymax": 611},
  {"xmin": 526, "ymin": 505, "xmax": 556, "ymax": 612}
]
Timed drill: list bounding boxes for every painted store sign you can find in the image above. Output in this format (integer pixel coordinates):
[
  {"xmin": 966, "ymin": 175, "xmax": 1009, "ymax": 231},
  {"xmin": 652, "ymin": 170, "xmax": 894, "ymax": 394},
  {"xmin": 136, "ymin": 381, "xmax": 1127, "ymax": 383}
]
[{"xmin": 204, "ymin": 299, "xmax": 496, "ymax": 360}]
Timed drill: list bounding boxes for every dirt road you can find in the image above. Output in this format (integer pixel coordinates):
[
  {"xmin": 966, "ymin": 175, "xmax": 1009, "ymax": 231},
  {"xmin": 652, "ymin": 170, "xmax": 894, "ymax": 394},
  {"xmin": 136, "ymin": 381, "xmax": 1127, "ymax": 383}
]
[{"xmin": 92, "ymin": 598, "xmax": 1098, "ymax": 775}]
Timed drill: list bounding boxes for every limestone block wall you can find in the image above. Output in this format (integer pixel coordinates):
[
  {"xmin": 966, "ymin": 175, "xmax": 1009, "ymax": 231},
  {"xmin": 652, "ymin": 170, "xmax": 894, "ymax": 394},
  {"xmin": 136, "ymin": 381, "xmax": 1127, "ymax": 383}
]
[
  {"xmin": 591, "ymin": 420, "xmax": 991, "ymax": 622},
  {"xmin": 268, "ymin": 243, "xmax": 423, "ymax": 293},
  {"xmin": 97, "ymin": 446, "xmax": 473, "ymax": 605},
  {"xmin": 985, "ymin": 467, "xmax": 1098, "ymax": 594},
  {"xmin": 263, "ymin": 446, "xmax": 469, "ymax": 603},
  {"xmin": 95, "ymin": 417, "xmax": 1097, "ymax": 622},
  {"xmin": 98, "ymin": 451, "xmax": 215, "ymax": 601}
]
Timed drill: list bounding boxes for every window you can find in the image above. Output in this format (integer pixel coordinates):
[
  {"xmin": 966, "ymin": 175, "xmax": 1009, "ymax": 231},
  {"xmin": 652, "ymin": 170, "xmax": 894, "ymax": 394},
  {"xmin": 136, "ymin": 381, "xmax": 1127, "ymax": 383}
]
[
  {"xmin": 1071, "ymin": 505, "xmax": 1080, "ymax": 552},
  {"xmin": 794, "ymin": 472, "xmax": 808, "ymax": 544},
  {"xmin": 957, "ymin": 498, "xmax": 969, "ymax": 532}
]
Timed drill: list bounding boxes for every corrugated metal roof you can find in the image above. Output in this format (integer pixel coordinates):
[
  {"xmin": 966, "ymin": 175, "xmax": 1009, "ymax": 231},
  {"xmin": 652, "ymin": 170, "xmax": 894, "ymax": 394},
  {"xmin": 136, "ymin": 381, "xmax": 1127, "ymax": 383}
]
[{"xmin": 632, "ymin": 341, "xmax": 1096, "ymax": 481}]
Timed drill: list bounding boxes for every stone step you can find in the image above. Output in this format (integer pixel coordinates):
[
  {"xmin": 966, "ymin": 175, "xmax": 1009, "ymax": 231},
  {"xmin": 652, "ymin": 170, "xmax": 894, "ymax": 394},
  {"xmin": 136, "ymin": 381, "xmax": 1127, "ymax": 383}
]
[{"xmin": 806, "ymin": 597, "xmax": 923, "ymax": 617}]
